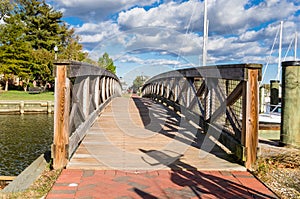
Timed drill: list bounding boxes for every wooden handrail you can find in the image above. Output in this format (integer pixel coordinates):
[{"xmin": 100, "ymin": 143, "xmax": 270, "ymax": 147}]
[
  {"xmin": 142, "ymin": 63, "xmax": 262, "ymax": 170},
  {"xmin": 52, "ymin": 60, "xmax": 122, "ymax": 169}
]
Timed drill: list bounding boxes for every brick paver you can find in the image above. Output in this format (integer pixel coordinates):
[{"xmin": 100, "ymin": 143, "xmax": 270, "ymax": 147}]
[{"xmin": 47, "ymin": 169, "xmax": 277, "ymax": 199}]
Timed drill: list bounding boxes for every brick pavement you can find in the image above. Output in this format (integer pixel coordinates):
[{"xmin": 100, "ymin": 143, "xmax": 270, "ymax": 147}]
[{"xmin": 46, "ymin": 169, "xmax": 277, "ymax": 199}]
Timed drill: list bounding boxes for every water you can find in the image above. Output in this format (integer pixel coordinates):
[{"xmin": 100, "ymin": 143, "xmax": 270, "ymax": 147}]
[{"xmin": 0, "ymin": 114, "xmax": 53, "ymax": 176}]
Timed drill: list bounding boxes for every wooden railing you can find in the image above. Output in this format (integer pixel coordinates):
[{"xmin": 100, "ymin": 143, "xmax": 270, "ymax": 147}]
[
  {"xmin": 52, "ymin": 60, "xmax": 122, "ymax": 169},
  {"xmin": 142, "ymin": 63, "xmax": 262, "ymax": 170}
]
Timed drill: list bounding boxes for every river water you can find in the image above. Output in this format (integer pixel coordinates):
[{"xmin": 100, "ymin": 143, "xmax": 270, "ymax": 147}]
[{"xmin": 0, "ymin": 114, "xmax": 53, "ymax": 176}]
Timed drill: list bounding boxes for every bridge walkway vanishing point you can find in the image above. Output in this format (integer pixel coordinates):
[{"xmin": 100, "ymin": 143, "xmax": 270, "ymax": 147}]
[{"xmin": 47, "ymin": 96, "xmax": 277, "ymax": 199}]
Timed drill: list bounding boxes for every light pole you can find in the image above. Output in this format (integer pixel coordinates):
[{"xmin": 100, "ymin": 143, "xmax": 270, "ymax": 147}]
[{"xmin": 54, "ymin": 45, "xmax": 58, "ymax": 60}]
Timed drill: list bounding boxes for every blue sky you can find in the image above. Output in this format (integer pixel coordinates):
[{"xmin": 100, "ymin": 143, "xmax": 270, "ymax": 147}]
[{"xmin": 47, "ymin": 0, "xmax": 300, "ymax": 85}]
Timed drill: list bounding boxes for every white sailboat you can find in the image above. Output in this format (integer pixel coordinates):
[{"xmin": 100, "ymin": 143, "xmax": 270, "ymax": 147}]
[
  {"xmin": 259, "ymin": 21, "xmax": 283, "ymax": 124},
  {"xmin": 259, "ymin": 22, "xmax": 298, "ymax": 124},
  {"xmin": 259, "ymin": 104, "xmax": 281, "ymax": 124}
]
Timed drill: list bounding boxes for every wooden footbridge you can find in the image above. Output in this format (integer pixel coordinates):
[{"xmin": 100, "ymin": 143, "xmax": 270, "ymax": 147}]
[
  {"xmin": 45, "ymin": 61, "xmax": 280, "ymax": 198},
  {"xmin": 52, "ymin": 60, "xmax": 261, "ymax": 171}
]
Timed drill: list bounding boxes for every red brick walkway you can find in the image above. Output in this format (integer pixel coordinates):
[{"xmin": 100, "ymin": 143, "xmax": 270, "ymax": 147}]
[{"xmin": 46, "ymin": 169, "xmax": 277, "ymax": 199}]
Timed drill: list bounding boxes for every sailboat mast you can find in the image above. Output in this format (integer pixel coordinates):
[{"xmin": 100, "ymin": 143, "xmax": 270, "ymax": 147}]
[
  {"xmin": 295, "ymin": 32, "xmax": 298, "ymax": 60},
  {"xmin": 277, "ymin": 21, "xmax": 283, "ymax": 81},
  {"xmin": 202, "ymin": 0, "xmax": 208, "ymax": 66}
]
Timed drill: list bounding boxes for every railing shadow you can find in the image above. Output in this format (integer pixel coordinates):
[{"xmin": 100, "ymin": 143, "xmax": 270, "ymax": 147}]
[
  {"xmin": 138, "ymin": 149, "xmax": 277, "ymax": 199},
  {"xmin": 131, "ymin": 96, "xmax": 237, "ymax": 164}
]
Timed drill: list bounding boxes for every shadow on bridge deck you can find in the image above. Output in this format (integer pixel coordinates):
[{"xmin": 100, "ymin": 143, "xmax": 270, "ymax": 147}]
[{"xmin": 67, "ymin": 96, "xmax": 244, "ymax": 171}]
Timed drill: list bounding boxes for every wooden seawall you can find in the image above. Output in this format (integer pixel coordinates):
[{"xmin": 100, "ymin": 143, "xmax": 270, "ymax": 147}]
[{"xmin": 0, "ymin": 101, "xmax": 54, "ymax": 114}]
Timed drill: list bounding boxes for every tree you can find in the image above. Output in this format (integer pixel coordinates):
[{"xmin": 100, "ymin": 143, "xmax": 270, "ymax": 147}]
[
  {"xmin": 0, "ymin": 14, "xmax": 32, "ymax": 91},
  {"xmin": 18, "ymin": 0, "xmax": 87, "ymax": 82},
  {"xmin": 0, "ymin": 0, "xmax": 86, "ymax": 90},
  {"xmin": 132, "ymin": 75, "xmax": 146, "ymax": 93},
  {"xmin": 0, "ymin": 0, "xmax": 14, "ymax": 20},
  {"xmin": 59, "ymin": 28, "xmax": 86, "ymax": 61},
  {"xmin": 98, "ymin": 52, "xmax": 116, "ymax": 74},
  {"xmin": 18, "ymin": 0, "xmax": 65, "ymax": 51},
  {"xmin": 30, "ymin": 49, "xmax": 53, "ymax": 84}
]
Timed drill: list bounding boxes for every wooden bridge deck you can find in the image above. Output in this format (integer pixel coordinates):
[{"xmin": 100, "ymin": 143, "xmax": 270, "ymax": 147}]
[{"xmin": 68, "ymin": 96, "xmax": 245, "ymax": 171}]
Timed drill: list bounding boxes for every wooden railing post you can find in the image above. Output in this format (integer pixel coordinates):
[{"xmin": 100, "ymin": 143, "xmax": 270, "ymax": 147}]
[
  {"xmin": 82, "ymin": 77, "xmax": 90, "ymax": 118},
  {"xmin": 53, "ymin": 64, "xmax": 70, "ymax": 170},
  {"xmin": 105, "ymin": 77, "xmax": 109, "ymax": 99},
  {"xmin": 101, "ymin": 77, "xmax": 106, "ymax": 102},
  {"xmin": 243, "ymin": 68, "xmax": 260, "ymax": 170}
]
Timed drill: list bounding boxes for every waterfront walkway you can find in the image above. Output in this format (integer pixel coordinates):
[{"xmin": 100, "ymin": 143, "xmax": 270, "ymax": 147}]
[{"xmin": 47, "ymin": 96, "xmax": 277, "ymax": 198}]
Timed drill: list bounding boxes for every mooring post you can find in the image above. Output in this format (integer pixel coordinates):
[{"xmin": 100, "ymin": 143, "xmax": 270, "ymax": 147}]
[
  {"xmin": 270, "ymin": 80, "xmax": 280, "ymax": 111},
  {"xmin": 19, "ymin": 101, "xmax": 25, "ymax": 114},
  {"xmin": 281, "ymin": 61, "xmax": 300, "ymax": 148},
  {"xmin": 47, "ymin": 101, "xmax": 52, "ymax": 114},
  {"xmin": 53, "ymin": 63, "xmax": 70, "ymax": 170}
]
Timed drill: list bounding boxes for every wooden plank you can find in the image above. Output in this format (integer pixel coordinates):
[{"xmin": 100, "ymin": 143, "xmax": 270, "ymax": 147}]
[
  {"xmin": 206, "ymin": 81, "xmax": 243, "ymax": 141},
  {"xmin": 54, "ymin": 60, "xmax": 118, "ymax": 80},
  {"xmin": 0, "ymin": 176, "xmax": 16, "ymax": 181},
  {"xmin": 196, "ymin": 80, "xmax": 206, "ymax": 97},
  {"xmin": 143, "ymin": 64, "xmax": 262, "ymax": 84},
  {"xmin": 68, "ymin": 96, "xmax": 114, "ymax": 158},
  {"xmin": 53, "ymin": 65, "xmax": 70, "ymax": 169},
  {"xmin": 226, "ymin": 81, "xmax": 243, "ymax": 106},
  {"xmin": 259, "ymin": 123, "xmax": 280, "ymax": 130}
]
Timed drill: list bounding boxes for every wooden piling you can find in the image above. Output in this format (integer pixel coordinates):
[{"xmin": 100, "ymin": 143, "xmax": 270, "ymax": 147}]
[
  {"xmin": 281, "ymin": 61, "xmax": 300, "ymax": 148},
  {"xmin": 20, "ymin": 101, "xmax": 25, "ymax": 114},
  {"xmin": 270, "ymin": 80, "xmax": 280, "ymax": 111},
  {"xmin": 47, "ymin": 101, "xmax": 52, "ymax": 114},
  {"xmin": 53, "ymin": 64, "xmax": 70, "ymax": 169}
]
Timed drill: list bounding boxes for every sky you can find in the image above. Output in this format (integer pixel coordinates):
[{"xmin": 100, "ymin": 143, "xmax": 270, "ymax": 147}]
[{"xmin": 47, "ymin": 0, "xmax": 300, "ymax": 85}]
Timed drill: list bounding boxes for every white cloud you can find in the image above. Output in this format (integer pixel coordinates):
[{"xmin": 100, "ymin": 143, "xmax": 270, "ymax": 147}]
[
  {"xmin": 117, "ymin": 0, "xmax": 299, "ymax": 35},
  {"xmin": 118, "ymin": 1, "xmax": 201, "ymax": 31},
  {"xmin": 116, "ymin": 55, "xmax": 144, "ymax": 64},
  {"xmin": 206, "ymin": 35, "xmax": 270, "ymax": 64},
  {"xmin": 116, "ymin": 54, "xmax": 182, "ymax": 67},
  {"xmin": 123, "ymin": 28, "xmax": 202, "ymax": 56},
  {"xmin": 208, "ymin": 0, "xmax": 299, "ymax": 34},
  {"xmin": 52, "ymin": 0, "xmax": 157, "ymax": 21},
  {"xmin": 74, "ymin": 21, "xmax": 121, "ymax": 43},
  {"xmin": 48, "ymin": 0, "xmax": 299, "ymax": 72}
]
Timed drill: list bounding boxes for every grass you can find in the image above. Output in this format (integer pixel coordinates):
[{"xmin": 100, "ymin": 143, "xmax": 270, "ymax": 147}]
[
  {"xmin": 0, "ymin": 90, "xmax": 54, "ymax": 101},
  {"xmin": 254, "ymin": 150, "xmax": 300, "ymax": 199}
]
